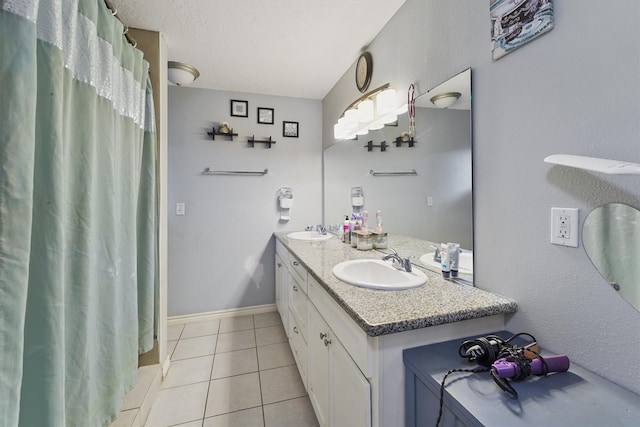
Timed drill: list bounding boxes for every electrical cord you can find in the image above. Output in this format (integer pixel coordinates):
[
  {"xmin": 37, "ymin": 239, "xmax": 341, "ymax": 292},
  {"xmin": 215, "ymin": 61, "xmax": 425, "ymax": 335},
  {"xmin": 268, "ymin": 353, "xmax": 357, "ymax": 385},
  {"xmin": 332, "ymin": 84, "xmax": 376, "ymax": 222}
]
[
  {"xmin": 435, "ymin": 366, "xmax": 489, "ymax": 427},
  {"xmin": 435, "ymin": 333, "xmax": 539, "ymax": 427}
]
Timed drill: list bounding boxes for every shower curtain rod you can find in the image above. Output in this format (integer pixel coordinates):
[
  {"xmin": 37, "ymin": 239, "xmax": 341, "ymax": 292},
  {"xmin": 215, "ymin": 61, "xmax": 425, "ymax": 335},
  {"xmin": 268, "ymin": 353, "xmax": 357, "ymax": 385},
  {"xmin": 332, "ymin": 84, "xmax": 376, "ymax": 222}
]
[{"xmin": 103, "ymin": 0, "xmax": 137, "ymax": 47}]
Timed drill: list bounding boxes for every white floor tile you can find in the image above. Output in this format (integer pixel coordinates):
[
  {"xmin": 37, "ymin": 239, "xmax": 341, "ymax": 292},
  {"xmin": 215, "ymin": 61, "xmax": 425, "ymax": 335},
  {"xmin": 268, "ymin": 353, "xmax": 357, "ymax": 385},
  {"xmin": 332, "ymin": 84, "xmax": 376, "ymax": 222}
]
[
  {"xmin": 181, "ymin": 320, "xmax": 220, "ymax": 339},
  {"xmin": 145, "ymin": 382, "xmax": 208, "ymax": 427},
  {"xmin": 108, "ymin": 408, "xmax": 138, "ymax": 427},
  {"xmin": 168, "ymin": 324, "xmax": 186, "ymax": 341},
  {"xmin": 255, "ymin": 325, "xmax": 287, "ymax": 347},
  {"xmin": 259, "ymin": 365, "xmax": 306, "ymax": 405},
  {"xmin": 263, "ymin": 396, "xmax": 319, "ymax": 427},
  {"xmin": 215, "ymin": 330, "xmax": 255, "ymax": 353},
  {"xmin": 171, "ymin": 421, "xmax": 203, "ymax": 427},
  {"xmin": 167, "ymin": 340, "xmax": 178, "ymax": 359},
  {"xmin": 219, "ymin": 315, "xmax": 254, "ymax": 333},
  {"xmin": 202, "ymin": 407, "xmax": 264, "ymax": 427},
  {"xmin": 211, "ymin": 348, "xmax": 258, "ymax": 379},
  {"xmin": 172, "ymin": 335, "xmax": 218, "ymax": 361},
  {"xmin": 253, "ymin": 312, "xmax": 282, "ymax": 329},
  {"xmin": 205, "ymin": 373, "xmax": 262, "ymax": 417},
  {"xmin": 162, "ymin": 355, "xmax": 213, "ymax": 389},
  {"xmin": 257, "ymin": 343, "xmax": 294, "ymax": 371},
  {"xmin": 122, "ymin": 365, "xmax": 160, "ymax": 410}
]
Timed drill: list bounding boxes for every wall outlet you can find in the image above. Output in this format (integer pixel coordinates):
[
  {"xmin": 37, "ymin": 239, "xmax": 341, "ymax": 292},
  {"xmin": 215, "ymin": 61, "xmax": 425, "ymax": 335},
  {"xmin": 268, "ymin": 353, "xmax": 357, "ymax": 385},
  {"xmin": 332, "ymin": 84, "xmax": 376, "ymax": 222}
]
[
  {"xmin": 427, "ymin": 196, "xmax": 434, "ymax": 206},
  {"xmin": 550, "ymin": 207, "xmax": 578, "ymax": 247},
  {"xmin": 176, "ymin": 202, "xmax": 186, "ymax": 216}
]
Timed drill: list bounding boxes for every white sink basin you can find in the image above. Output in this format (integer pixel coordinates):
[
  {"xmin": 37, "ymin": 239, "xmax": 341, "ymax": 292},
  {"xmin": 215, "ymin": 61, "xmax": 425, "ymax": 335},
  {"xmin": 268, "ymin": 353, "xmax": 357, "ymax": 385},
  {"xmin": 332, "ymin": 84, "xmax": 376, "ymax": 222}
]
[
  {"xmin": 419, "ymin": 251, "xmax": 473, "ymax": 274},
  {"xmin": 332, "ymin": 259, "xmax": 428, "ymax": 290},
  {"xmin": 287, "ymin": 231, "xmax": 333, "ymax": 241}
]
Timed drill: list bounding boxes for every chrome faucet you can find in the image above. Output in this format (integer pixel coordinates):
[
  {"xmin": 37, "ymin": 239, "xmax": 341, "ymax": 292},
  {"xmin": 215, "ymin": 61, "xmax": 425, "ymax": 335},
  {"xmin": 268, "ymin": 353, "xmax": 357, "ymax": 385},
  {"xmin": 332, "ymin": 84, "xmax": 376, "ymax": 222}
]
[
  {"xmin": 430, "ymin": 244, "xmax": 441, "ymax": 263},
  {"xmin": 383, "ymin": 248, "xmax": 413, "ymax": 272},
  {"xmin": 306, "ymin": 224, "xmax": 327, "ymax": 235}
]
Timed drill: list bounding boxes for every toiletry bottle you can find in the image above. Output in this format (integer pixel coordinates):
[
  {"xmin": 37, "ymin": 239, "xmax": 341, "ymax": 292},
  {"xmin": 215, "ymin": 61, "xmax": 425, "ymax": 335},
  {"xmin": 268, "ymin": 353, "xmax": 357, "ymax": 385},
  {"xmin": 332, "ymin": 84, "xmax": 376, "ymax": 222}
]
[
  {"xmin": 348, "ymin": 214, "xmax": 356, "ymax": 245},
  {"xmin": 449, "ymin": 243, "xmax": 460, "ymax": 277},
  {"xmin": 351, "ymin": 220, "xmax": 361, "ymax": 248},
  {"xmin": 361, "ymin": 211, "xmax": 369, "ymax": 234},
  {"xmin": 440, "ymin": 243, "xmax": 450, "ymax": 278},
  {"xmin": 343, "ymin": 216, "xmax": 350, "ymax": 244},
  {"xmin": 375, "ymin": 210, "xmax": 383, "ymax": 234}
]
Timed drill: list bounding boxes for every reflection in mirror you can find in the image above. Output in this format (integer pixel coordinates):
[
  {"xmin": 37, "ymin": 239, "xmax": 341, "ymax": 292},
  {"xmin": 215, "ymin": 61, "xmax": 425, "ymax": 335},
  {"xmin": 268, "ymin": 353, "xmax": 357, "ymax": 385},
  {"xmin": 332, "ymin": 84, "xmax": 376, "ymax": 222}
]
[
  {"xmin": 324, "ymin": 69, "xmax": 472, "ymax": 275},
  {"xmin": 583, "ymin": 203, "xmax": 640, "ymax": 312}
]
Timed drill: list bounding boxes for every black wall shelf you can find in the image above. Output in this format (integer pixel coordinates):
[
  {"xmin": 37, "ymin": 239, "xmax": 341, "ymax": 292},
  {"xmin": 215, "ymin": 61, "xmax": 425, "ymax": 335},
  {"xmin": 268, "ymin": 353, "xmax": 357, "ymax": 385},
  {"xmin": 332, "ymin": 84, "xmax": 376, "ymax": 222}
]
[
  {"xmin": 248, "ymin": 136, "xmax": 276, "ymax": 148},
  {"xmin": 364, "ymin": 140, "xmax": 387, "ymax": 152},
  {"xmin": 394, "ymin": 136, "xmax": 416, "ymax": 147},
  {"xmin": 207, "ymin": 128, "xmax": 238, "ymax": 140}
]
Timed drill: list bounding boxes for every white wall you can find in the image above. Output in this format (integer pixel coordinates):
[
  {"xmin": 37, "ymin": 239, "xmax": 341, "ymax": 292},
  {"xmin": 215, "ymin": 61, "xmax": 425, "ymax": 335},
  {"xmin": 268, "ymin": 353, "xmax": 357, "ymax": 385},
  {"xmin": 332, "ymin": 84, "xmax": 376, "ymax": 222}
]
[
  {"xmin": 323, "ymin": 0, "xmax": 640, "ymax": 394},
  {"xmin": 168, "ymin": 87, "xmax": 322, "ymax": 316}
]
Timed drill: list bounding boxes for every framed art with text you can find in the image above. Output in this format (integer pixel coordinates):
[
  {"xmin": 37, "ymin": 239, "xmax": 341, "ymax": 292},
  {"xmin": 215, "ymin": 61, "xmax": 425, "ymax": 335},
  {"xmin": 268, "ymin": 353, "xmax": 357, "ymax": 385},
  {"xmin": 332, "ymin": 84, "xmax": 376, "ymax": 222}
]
[
  {"xmin": 283, "ymin": 121, "xmax": 298, "ymax": 138},
  {"xmin": 490, "ymin": 0, "xmax": 554, "ymax": 60}
]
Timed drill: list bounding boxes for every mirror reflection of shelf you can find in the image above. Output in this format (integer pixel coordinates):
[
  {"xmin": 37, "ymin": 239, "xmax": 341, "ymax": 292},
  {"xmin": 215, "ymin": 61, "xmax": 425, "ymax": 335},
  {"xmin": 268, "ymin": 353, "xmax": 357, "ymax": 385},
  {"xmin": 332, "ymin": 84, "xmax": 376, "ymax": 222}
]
[
  {"xmin": 207, "ymin": 128, "xmax": 238, "ymax": 140},
  {"xmin": 364, "ymin": 141, "xmax": 387, "ymax": 152},
  {"xmin": 248, "ymin": 136, "xmax": 276, "ymax": 148},
  {"xmin": 394, "ymin": 136, "xmax": 416, "ymax": 147}
]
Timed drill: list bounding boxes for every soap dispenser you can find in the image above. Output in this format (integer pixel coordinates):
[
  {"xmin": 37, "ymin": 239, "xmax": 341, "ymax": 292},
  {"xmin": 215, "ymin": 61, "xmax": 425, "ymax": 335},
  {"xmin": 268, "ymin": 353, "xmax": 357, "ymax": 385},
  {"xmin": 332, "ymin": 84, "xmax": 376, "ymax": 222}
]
[
  {"xmin": 278, "ymin": 187, "xmax": 293, "ymax": 221},
  {"xmin": 351, "ymin": 186, "xmax": 364, "ymax": 213}
]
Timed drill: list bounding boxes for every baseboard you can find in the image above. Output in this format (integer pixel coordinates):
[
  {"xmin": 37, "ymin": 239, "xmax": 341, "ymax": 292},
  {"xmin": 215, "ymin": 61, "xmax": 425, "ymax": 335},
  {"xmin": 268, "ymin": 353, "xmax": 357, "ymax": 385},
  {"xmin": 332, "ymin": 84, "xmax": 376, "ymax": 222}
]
[{"xmin": 167, "ymin": 303, "xmax": 277, "ymax": 326}]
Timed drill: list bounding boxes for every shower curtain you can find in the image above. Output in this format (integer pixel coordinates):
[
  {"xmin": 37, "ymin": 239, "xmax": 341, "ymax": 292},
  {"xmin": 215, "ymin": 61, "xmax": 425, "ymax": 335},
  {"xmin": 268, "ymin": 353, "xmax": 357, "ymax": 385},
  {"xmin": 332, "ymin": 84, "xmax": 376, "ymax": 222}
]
[{"xmin": 0, "ymin": 0, "xmax": 157, "ymax": 426}]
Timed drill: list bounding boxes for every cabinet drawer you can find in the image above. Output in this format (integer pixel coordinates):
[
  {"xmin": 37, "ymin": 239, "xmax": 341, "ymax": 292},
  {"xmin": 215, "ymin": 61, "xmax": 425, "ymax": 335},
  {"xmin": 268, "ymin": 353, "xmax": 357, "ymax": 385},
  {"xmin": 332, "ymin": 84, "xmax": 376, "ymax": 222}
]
[
  {"xmin": 289, "ymin": 279, "xmax": 307, "ymax": 339},
  {"xmin": 289, "ymin": 255, "xmax": 308, "ymax": 292},
  {"xmin": 275, "ymin": 239, "xmax": 289, "ymax": 264},
  {"xmin": 289, "ymin": 310, "xmax": 308, "ymax": 389},
  {"xmin": 308, "ymin": 276, "xmax": 372, "ymax": 378}
]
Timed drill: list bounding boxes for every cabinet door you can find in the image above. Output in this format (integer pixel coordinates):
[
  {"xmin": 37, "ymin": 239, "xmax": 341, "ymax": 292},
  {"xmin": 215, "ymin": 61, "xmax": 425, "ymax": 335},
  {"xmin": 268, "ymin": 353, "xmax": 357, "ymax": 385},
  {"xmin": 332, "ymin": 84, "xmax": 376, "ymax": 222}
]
[
  {"xmin": 274, "ymin": 252, "xmax": 288, "ymax": 335},
  {"xmin": 331, "ymin": 337, "xmax": 371, "ymax": 427},
  {"xmin": 308, "ymin": 304, "xmax": 330, "ymax": 427}
]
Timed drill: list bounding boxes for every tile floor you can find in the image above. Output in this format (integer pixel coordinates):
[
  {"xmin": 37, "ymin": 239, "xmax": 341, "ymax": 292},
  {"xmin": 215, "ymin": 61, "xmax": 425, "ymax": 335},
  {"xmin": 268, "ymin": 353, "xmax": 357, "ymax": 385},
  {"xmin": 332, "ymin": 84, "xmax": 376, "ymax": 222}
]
[{"xmin": 144, "ymin": 312, "xmax": 319, "ymax": 427}]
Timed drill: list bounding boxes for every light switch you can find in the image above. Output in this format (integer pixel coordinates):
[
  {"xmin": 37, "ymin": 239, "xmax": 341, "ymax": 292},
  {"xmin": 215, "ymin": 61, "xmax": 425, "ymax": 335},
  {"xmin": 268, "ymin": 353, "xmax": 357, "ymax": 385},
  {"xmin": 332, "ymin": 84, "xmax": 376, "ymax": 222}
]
[{"xmin": 176, "ymin": 202, "xmax": 185, "ymax": 216}]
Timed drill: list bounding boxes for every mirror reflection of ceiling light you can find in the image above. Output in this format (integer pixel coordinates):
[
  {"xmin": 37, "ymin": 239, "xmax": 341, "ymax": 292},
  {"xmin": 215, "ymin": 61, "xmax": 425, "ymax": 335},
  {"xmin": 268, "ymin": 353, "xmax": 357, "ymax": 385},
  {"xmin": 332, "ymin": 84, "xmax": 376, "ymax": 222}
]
[
  {"xmin": 430, "ymin": 91, "xmax": 461, "ymax": 109},
  {"xmin": 168, "ymin": 61, "xmax": 200, "ymax": 86},
  {"xmin": 334, "ymin": 84, "xmax": 407, "ymax": 140}
]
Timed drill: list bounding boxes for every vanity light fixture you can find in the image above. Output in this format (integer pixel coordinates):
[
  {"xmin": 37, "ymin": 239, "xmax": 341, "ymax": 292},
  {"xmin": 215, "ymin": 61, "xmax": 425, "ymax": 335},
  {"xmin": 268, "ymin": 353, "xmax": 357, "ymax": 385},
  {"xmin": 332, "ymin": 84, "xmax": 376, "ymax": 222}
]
[
  {"xmin": 168, "ymin": 61, "xmax": 200, "ymax": 86},
  {"xmin": 334, "ymin": 83, "xmax": 407, "ymax": 140},
  {"xmin": 430, "ymin": 91, "xmax": 461, "ymax": 109}
]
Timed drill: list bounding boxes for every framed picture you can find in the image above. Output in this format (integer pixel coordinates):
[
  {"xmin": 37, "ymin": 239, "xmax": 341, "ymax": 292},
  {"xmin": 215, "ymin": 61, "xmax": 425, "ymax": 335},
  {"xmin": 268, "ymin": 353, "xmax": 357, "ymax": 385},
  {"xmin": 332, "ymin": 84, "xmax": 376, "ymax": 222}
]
[
  {"xmin": 490, "ymin": 0, "xmax": 554, "ymax": 61},
  {"xmin": 230, "ymin": 99, "xmax": 248, "ymax": 117},
  {"xmin": 283, "ymin": 121, "xmax": 299, "ymax": 138},
  {"xmin": 257, "ymin": 107, "xmax": 274, "ymax": 124}
]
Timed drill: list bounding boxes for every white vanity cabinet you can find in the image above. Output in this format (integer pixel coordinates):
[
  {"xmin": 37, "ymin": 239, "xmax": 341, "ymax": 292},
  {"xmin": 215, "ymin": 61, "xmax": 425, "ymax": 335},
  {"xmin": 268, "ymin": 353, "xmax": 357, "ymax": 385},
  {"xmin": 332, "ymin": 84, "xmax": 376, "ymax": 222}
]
[
  {"xmin": 274, "ymin": 246, "xmax": 289, "ymax": 335},
  {"xmin": 288, "ymin": 257, "xmax": 308, "ymax": 388},
  {"xmin": 308, "ymin": 300, "xmax": 371, "ymax": 427},
  {"xmin": 276, "ymin": 239, "xmax": 309, "ymax": 388},
  {"xmin": 274, "ymin": 235, "xmax": 510, "ymax": 427}
]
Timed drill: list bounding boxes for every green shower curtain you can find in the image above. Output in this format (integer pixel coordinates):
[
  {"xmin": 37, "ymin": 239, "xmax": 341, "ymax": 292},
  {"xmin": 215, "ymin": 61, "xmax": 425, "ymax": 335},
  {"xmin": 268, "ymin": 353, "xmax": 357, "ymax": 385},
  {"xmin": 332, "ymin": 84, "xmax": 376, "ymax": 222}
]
[{"xmin": 0, "ymin": 1, "xmax": 157, "ymax": 426}]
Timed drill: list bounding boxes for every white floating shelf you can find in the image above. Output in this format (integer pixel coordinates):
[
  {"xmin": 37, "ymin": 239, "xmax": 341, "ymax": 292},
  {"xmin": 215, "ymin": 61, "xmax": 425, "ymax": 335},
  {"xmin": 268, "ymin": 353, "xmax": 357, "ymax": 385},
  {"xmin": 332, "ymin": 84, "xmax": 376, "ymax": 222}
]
[{"xmin": 544, "ymin": 154, "xmax": 640, "ymax": 176}]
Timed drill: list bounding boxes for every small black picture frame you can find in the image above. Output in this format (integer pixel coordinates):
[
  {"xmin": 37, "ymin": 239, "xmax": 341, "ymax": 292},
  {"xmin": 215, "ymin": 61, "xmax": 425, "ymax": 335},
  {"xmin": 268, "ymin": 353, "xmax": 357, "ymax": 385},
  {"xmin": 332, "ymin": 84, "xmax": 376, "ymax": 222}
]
[
  {"xmin": 230, "ymin": 99, "xmax": 248, "ymax": 117},
  {"xmin": 257, "ymin": 107, "xmax": 274, "ymax": 124},
  {"xmin": 283, "ymin": 121, "xmax": 299, "ymax": 138}
]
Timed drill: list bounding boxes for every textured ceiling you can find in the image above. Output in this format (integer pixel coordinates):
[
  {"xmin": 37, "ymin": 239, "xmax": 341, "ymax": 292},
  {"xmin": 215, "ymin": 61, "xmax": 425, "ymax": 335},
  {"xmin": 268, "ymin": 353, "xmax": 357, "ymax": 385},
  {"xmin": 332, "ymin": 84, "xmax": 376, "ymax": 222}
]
[{"xmin": 110, "ymin": 0, "xmax": 406, "ymax": 100}]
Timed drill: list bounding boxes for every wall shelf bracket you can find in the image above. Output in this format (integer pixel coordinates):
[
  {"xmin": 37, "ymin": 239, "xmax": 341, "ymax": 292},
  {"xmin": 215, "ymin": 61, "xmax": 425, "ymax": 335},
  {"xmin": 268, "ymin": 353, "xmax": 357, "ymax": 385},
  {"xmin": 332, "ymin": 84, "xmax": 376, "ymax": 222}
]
[
  {"xmin": 364, "ymin": 141, "xmax": 387, "ymax": 152},
  {"xmin": 248, "ymin": 136, "xmax": 276, "ymax": 148}
]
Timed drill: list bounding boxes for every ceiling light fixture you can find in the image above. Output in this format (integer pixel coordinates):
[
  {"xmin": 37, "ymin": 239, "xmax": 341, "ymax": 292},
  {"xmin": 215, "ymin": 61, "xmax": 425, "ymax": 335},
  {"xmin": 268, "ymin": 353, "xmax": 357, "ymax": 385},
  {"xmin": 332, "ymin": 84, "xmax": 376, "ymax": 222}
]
[
  {"xmin": 168, "ymin": 61, "xmax": 200, "ymax": 86},
  {"xmin": 430, "ymin": 91, "xmax": 461, "ymax": 109}
]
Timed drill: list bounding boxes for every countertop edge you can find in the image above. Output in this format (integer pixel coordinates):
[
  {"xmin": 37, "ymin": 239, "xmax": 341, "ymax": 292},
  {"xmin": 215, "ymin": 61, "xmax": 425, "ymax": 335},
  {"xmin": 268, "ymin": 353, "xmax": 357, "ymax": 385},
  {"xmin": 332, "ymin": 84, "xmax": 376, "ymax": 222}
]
[{"xmin": 275, "ymin": 232, "xmax": 518, "ymax": 337}]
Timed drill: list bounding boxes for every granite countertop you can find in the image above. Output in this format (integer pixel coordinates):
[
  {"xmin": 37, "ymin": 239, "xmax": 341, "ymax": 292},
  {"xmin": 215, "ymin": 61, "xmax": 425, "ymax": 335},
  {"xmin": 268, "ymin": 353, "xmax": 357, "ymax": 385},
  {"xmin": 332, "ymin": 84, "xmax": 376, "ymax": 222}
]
[{"xmin": 274, "ymin": 232, "xmax": 517, "ymax": 337}]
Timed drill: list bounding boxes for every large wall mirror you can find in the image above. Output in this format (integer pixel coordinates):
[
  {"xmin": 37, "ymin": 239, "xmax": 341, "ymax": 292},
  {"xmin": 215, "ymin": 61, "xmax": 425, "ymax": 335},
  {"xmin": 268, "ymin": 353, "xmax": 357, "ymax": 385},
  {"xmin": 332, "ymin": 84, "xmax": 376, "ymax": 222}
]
[{"xmin": 324, "ymin": 68, "xmax": 473, "ymax": 271}]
